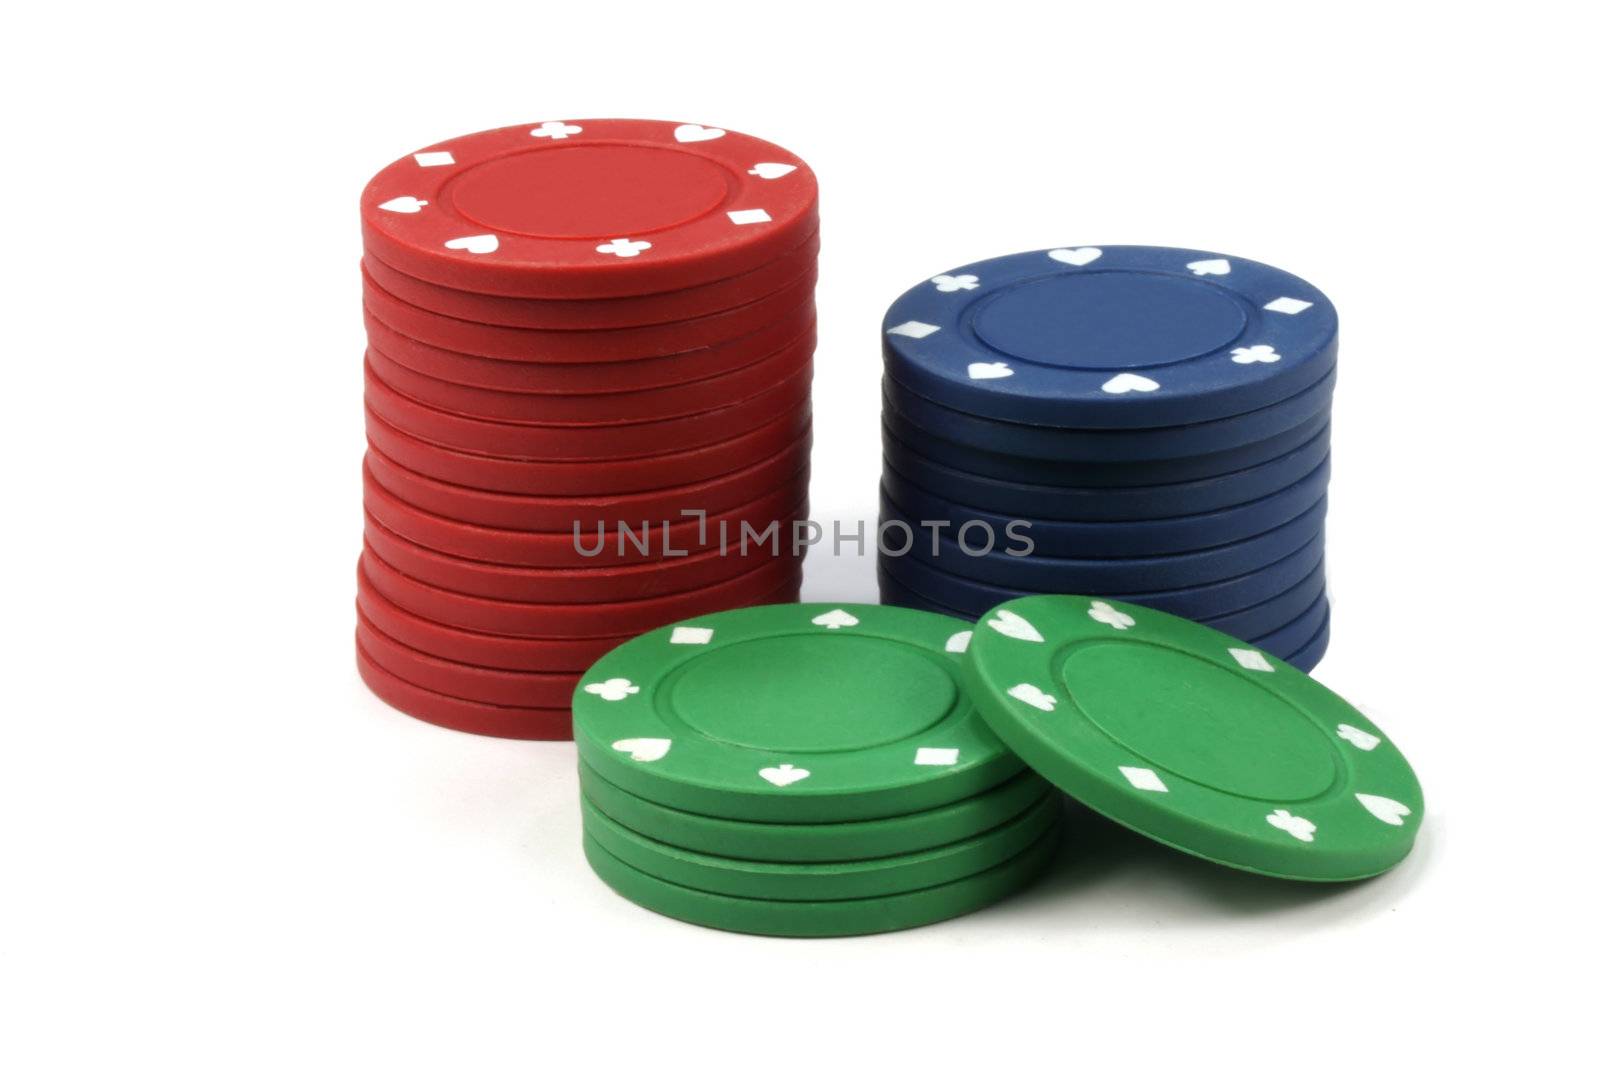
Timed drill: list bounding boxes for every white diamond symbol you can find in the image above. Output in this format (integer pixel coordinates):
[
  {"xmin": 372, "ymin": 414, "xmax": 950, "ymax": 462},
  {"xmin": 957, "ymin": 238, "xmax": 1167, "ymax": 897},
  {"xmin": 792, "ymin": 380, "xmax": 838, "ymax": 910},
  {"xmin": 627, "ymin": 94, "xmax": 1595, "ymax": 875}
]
[
  {"xmin": 670, "ymin": 626, "xmax": 714, "ymax": 645},
  {"xmin": 1120, "ymin": 766, "xmax": 1168, "ymax": 792},
  {"xmin": 887, "ymin": 320, "xmax": 940, "ymax": 339},
  {"xmin": 1264, "ymin": 296, "xmax": 1313, "ymax": 315},
  {"xmin": 727, "ymin": 209, "xmax": 772, "ymax": 225},
  {"xmin": 915, "ymin": 747, "xmax": 960, "ymax": 766},
  {"xmin": 1229, "ymin": 648, "xmax": 1274, "ymax": 672},
  {"xmin": 412, "ymin": 151, "xmax": 455, "ymax": 167}
]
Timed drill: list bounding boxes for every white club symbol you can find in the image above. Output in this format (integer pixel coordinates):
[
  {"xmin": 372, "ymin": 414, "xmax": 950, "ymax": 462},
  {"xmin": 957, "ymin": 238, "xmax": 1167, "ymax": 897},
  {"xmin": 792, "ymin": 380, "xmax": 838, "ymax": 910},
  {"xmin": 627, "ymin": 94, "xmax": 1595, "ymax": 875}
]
[
  {"xmin": 1087, "ymin": 601, "xmax": 1135, "ymax": 630},
  {"xmin": 530, "ymin": 121, "xmax": 583, "ymax": 140},
  {"xmin": 597, "ymin": 238, "xmax": 652, "ymax": 258},
  {"xmin": 1267, "ymin": 809, "xmax": 1317, "ymax": 842},
  {"xmin": 1230, "ymin": 345, "xmax": 1281, "ymax": 365},
  {"xmin": 931, "ymin": 274, "xmax": 979, "ymax": 292},
  {"xmin": 584, "ymin": 678, "xmax": 640, "ymax": 702}
]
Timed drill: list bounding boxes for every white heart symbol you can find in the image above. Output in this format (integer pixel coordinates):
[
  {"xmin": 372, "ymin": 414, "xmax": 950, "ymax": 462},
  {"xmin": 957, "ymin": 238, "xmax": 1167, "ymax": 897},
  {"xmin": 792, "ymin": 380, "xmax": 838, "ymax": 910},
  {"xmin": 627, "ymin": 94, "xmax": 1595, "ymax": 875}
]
[
  {"xmin": 1087, "ymin": 601, "xmax": 1135, "ymax": 631},
  {"xmin": 1101, "ymin": 373, "xmax": 1160, "ymax": 395},
  {"xmin": 967, "ymin": 362, "xmax": 1014, "ymax": 381},
  {"xmin": 811, "ymin": 609, "xmax": 859, "ymax": 630},
  {"xmin": 1355, "ymin": 793, "xmax": 1412, "ymax": 826},
  {"xmin": 675, "ymin": 124, "xmax": 726, "ymax": 143},
  {"xmin": 1186, "ymin": 258, "xmax": 1231, "ymax": 276},
  {"xmin": 759, "ymin": 763, "xmax": 810, "ymax": 787},
  {"xmin": 1267, "ymin": 809, "xmax": 1317, "ymax": 842},
  {"xmin": 444, "ymin": 234, "xmax": 499, "ymax": 255},
  {"xmin": 944, "ymin": 630, "xmax": 973, "ymax": 653},
  {"xmin": 987, "ymin": 609, "xmax": 1043, "ymax": 642},
  {"xmin": 378, "ymin": 196, "xmax": 428, "ymax": 214},
  {"xmin": 1337, "ymin": 724, "xmax": 1382, "ymax": 751},
  {"xmin": 612, "ymin": 737, "xmax": 671, "ymax": 762},
  {"xmin": 1047, "ymin": 247, "xmax": 1102, "ymax": 267},
  {"xmin": 583, "ymin": 677, "xmax": 640, "ymax": 702},
  {"xmin": 1006, "ymin": 683, "xmax": 1057, "ymax": 712},
  {"xmin": 748, "ymin": 162, "xmax": 796, "ymax": 179}
]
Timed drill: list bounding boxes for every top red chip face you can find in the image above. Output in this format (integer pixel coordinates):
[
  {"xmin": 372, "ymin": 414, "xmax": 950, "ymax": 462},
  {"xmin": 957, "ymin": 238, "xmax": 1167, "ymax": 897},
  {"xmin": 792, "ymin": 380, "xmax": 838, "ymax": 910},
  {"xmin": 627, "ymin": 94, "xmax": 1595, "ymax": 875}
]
[{"xmin": 361, "ymin": 119, "xmax": 819, "ymax": 299}]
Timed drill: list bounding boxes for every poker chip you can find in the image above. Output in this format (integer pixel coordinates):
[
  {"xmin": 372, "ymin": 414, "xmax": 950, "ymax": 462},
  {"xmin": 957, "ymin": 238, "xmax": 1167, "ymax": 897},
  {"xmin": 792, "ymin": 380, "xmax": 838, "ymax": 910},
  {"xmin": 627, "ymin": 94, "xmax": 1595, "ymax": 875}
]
[
  {"xmin": 363, "ymin": 360, "xmax": 812, "ymax": 460},
  {"xmin": 881, "ymin": 246, "xmax": 1336, "ymax": 429},
  {"xmin": 580, "ymin": 790, "xmax": 1060, "ymax": 901},
  {"xmin": 573, "ymin": 603, "xmax": 1024, "ymax": 822},
  {"xmin": 879, "ymin": 532, "xmax": 1325, "ymax": 623},
  {"xmin": 1252, "ymin": 596, "xmax": 1330, "ymax": 663},
  {"xmin": 364, "ymin": 431, "xmax": 812, "ymax": 533},
  {"xmin": 357, "ymin": 612, "xmax": 582, "ymax": 707},
  {"xmin": 364, "ymin": 301, "xmax": 816, "ymax": 395},
  {"xmin": 361, "ymin": 549, "xmax": 803, "ymax": 638},
  {"xmin": 362, "ymin": 464, "xmax": 808, "ymax": 567},
  {"xmin": 366, "ymin": 404, "xmax": 811, "ymax": 497},
  {"xmin": 362, "ymin": 500, "xmax": 809, "ymax": 601},
  {"xmin": 365, "ymin": 332, "xmax": 815, "ymax": 425},
  {"xmin": 881, "ymin": 457, "xmax": 1332, "ymax": 558},
  {"xmin": 883, "ymin": 420, "xmax": 1332, "ymax": 522},
  {"xmin": 364, "ymin": 265, "xmax": 816, "ymax": 362},
  {"xmin": 578, "ymin": 761, "xmax": 1053, "ymax": 863},
  {"xmin": 356, "ymin": 644, "xmax": 574, "ymax": 740},
  {"xmin": 885, "ymin": 369, "xmax": 1335, "ymax": 463},
  {"xmin": 883, "ymin": 398, "xmax": 1331, "ymax": 489},
  {"xmin": 879, "ymin": 494, "xmax": 1327, "ymax": 592},
  {"xmin": 361, "ymin": 227, "xmax": 821, "ymax": 330},
  {"xmin": 582, "ymin": 819, "xmax": 1058, "ymax": 938},
  {"xmin": 361, "ymin": 120, "xmax": 818, "ymax": 298},
  {"xmin": 963, "ymin": 596, "xmax": 1421, "ymax": 880}
]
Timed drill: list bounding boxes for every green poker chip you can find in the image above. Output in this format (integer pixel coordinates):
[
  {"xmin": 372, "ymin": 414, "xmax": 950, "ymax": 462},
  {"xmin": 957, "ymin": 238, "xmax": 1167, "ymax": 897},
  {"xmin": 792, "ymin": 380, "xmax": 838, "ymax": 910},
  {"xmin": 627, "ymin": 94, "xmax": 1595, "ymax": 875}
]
[
  {"xmin": 579, "ymin": 760, "xmax": 1052, "ymax": 862},
  {"xmin": 573, "ymin": 603, "xmax": 1023, "ymax": 822},
  {"xmin": 965, "ymin": 595, "xmax": 1424, "ymax": 882},
  {"xmin": 582, "ymin": 819, "xmax": 1060, "ymax": 937},
  {"xmin": 580, "ymin": 790, "xmax": 1061, "ymax": 901}
]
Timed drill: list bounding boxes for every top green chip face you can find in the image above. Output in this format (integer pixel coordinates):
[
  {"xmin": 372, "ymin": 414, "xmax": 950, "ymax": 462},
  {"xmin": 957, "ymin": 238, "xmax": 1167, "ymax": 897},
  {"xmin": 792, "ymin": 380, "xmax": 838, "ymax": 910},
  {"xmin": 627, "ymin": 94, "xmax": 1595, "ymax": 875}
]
[
  {"xmin": 572, "ymin": 603, "xmax": 1023, "ymax": 822},
  {"xmin": 965, "ymin": 595, "xmax": 1424, "ymax": 881}
]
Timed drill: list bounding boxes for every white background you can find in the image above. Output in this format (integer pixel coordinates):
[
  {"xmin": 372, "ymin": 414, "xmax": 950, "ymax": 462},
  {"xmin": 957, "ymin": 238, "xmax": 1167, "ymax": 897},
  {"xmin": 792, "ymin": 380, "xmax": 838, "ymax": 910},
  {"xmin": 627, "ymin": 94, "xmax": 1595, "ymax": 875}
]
[{"xmin": 4, "ymin": 2, "xmax": 1595, "ymax": 1062}]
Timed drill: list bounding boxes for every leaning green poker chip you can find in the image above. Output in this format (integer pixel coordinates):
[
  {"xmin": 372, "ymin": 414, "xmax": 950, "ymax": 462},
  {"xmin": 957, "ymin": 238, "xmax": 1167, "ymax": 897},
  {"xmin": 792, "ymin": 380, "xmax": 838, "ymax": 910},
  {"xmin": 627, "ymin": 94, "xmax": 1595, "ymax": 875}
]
[
  {"xmin": 580, "ymin": 790, "xmax": 1060, "ymax": 901},
  {"xmin": 579, "ymin": 760, "xmax": 1052, "ymax": 862},
  {"xmin": 965, "ymin": 595, "xmax": 1424, "ymax": 882},
  {"xmin": 572, "ymin": 603, "xmax": 1024, "ymax": 822},
  {"xmin": 582, "ymin": 819, "xmax": 1060, "ymax": 937}
]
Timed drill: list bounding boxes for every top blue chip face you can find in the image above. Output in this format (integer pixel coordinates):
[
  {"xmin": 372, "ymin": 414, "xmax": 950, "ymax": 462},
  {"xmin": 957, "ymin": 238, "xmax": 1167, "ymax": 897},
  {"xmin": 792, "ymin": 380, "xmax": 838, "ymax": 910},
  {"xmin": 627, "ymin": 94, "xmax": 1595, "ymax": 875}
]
[{"xmin": 881, "ymin": 246, "xmax": 1338, "ymax": 429}]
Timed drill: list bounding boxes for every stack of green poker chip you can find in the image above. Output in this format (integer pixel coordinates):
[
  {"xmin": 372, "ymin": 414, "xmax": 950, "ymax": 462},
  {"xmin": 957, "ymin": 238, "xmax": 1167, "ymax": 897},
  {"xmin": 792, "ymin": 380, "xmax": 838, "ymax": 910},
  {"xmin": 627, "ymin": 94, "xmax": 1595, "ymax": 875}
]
[
  {"xmin": 963, "ymin": 595, "xmax": 1425, "ymax": 882},
  {"xmin": 571, "ymin": 603, "xmax": 1061, "ymax": 937}
]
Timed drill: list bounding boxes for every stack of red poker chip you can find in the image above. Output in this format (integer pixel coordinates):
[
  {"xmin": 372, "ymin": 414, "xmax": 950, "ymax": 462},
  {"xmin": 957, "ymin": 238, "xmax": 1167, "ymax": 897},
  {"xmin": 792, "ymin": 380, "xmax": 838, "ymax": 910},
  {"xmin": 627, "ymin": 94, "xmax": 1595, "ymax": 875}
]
[{"xmin": 355, "ymin": 119, "xmax": 819, "ymax": 740}]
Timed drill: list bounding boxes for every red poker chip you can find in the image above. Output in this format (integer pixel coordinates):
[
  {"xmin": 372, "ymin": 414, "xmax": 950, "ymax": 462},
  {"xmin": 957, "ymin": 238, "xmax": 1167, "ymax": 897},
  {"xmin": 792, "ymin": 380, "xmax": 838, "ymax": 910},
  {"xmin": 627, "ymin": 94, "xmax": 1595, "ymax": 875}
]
[
  {"xmin": 360, "ymin": 548, "xmax": 805, "ymax": 637},
  {"xmin": 356, "ymin": 563, "xmax": 795, "ymax": 671},
  {"xmin": 361, "ymin": 227, "xmax": 819, "ymax": 330},
  {"xmin": 363, "ymin": 264, "xmax": 816, "ymax": 364},
  {"xmin": 363, "ymin": 462, "xmax": 809, "ymax": 566},
  {"xmin": 357, "ymin": 644, "xmax": 574, "ymax": 740},
  {"xmin": 358, "ymin": 614, "xmax": 584, "ymax": 706},
  {"xmin": 363, "ymin": 300, "xmax": 815, "ymax": 395},
  {"xmin": 364, "ymin": 360, "xmax": 811, "ymax": 460},
  {"xmin": 364, "ymin": 500, "xmax": 809, "ymax": 602},
  {"xmin": 364, "ymin": 430, "xmax": 811, "ymax": 532},
  {"xmin": 358, "ymin": 565, "xmax": 627, "ymax": 669},
  {"xmin": 364, "ymin": 402, "xmax": 811, "ymax": 495},
  {"xmin": 364, "ymin": 331, "xmax": 815, "ymax": 425},
  {"xmin": 360, "ymin": 119, "xmax": 819, "ymax": 299}
]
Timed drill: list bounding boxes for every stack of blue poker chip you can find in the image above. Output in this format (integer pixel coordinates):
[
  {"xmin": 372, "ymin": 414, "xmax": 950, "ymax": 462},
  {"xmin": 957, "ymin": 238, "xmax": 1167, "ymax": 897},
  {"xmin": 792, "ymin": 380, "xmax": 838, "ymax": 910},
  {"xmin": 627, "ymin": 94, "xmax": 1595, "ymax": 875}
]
[{"xmin": 876, "ymin": 246, "xmax": 1337, "ymax": 670}]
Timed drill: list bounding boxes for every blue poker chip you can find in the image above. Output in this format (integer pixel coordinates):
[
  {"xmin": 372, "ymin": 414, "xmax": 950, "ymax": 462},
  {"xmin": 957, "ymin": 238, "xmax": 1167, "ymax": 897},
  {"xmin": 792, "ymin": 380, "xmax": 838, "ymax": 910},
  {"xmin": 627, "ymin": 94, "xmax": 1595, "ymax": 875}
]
[
  {"xmin": 883, "ymin": 421, "xmax": 1332, "ymax": 522},
  {"xmin": 878, "ymin": 531, "xmax": 1324, "ymax": 622},
  {"xmin": 1284, "ymin": 613, "xmax": 1331, "ymax": 672},
  {"xmin": 879, "ymin": 492, "xmax": 1325, "ymax": 594},
  {"xmin": 884, "ymin": 369, "xmax": 1334, "ymax": 463},
  {"xmin": 880, "ymin": 456, "xmax": 1331, "ymax": 558},
  {"xmin": 1253, "ymin": 596, "xmax": 1330, "ymax": 663},
  {"xmin": 879, "ymin": 557, "xmax": 1328, "ymax": 643},
  {"xmin": 881, "ymin": 246, "xmax": 1338, "ymax": 429},
  {"xmin": 883, "ymin": 396, "xmax": 1330, "ymax": 488}
]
